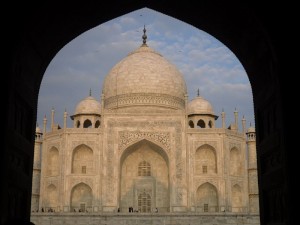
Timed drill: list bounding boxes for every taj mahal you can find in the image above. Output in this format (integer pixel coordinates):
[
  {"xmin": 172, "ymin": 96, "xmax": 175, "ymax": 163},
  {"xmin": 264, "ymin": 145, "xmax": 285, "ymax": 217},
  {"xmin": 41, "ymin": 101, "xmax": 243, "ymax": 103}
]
[{"xmin": 30, "ymin": 28, "xmax": 259, "ymax": 224}]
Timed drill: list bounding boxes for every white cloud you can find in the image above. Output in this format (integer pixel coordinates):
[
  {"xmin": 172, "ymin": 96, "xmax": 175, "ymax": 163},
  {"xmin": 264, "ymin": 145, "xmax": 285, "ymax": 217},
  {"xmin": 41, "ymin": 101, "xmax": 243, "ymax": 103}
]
[{"xmin": 120, "ymin": 16, "xmax": 138, "ymax": 25}]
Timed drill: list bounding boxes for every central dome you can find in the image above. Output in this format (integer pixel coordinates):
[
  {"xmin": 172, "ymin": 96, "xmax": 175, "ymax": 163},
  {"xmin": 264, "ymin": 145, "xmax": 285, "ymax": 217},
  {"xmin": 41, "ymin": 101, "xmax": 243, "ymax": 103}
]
[{"xmin": 102, "ymin": 43, "xmax": 187, "ymax": 110}]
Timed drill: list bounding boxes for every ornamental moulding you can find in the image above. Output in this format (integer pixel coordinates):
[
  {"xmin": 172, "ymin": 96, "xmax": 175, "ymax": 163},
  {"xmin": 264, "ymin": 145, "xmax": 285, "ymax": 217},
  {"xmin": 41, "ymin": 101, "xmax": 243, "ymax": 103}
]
[{"xmin": 104, "ymin": 93, "xmax": 185, "ymax": 109}]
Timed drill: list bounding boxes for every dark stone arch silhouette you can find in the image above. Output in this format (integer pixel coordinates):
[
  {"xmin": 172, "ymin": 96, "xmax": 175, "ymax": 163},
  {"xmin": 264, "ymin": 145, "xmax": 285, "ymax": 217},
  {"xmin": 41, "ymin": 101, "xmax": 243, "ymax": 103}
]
[{"xmin": 3, "ymin": 1, "xmax": 293, "ymax": 225}]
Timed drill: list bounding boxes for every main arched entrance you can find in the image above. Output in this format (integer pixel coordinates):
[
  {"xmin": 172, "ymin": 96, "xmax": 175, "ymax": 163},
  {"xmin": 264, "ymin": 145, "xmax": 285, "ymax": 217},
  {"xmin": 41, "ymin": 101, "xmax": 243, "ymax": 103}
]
[{"xmin": 119, "ymin": 140, "xmax": 170, "ymax": 212}]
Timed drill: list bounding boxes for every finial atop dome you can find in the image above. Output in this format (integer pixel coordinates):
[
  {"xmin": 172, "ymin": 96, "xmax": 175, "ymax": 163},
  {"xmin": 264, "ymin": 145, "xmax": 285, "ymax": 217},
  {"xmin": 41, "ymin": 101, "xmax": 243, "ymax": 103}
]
[
  {"xmin": 197, "ymin": 88, "xmax": 200, "ymax": 97},
  {"xmin": 89, "ymin": 88, "xmax": 92, "ymax": 96},
  {"xmin": 142, "ymin": 25, "xmax": 147, "ymax": 46}
]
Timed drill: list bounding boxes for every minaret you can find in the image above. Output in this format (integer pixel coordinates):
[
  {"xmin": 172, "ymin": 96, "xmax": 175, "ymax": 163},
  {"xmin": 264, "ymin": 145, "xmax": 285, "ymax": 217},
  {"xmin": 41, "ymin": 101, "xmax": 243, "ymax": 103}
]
[
  {"xmin": 63, "ymin": 109, "xmax": 68, "ymax": 129},
  {"xmin": 31, "ymin": 124, "xmax": 43, "ymax": 212},
  {"xmin": 51, "ymin": 107, "xmax": 55, "ymax": 131},
  {"xmin": 246, "ymin": 124, "xmax": 259, "ymax": 213},
  {"xmin": 221, "ymin": 109, "xmax": 226, "ymax": 128},
  {"xmin": 234, "ymin": 108, "xmax": 238, "ymax": 131},
  {"xmin": 43, "ymin": 115, "xmax": 47, "ymax": 134}
]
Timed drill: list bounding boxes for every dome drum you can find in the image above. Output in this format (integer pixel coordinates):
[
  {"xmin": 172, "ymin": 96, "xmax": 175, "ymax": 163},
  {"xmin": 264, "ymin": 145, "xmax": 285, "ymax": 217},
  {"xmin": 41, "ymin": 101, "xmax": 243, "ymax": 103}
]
[{"xmin": 104, "ymin": 93, "xmax": 185, "ymax": 110}]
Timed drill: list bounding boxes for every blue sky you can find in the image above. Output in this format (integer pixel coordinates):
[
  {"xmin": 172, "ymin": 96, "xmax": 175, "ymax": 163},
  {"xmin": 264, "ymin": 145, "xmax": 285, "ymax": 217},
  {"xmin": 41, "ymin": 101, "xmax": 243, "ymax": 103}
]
[{"xmin": 37, "ymin": 8, "xmax": 254, "ymax": 131}]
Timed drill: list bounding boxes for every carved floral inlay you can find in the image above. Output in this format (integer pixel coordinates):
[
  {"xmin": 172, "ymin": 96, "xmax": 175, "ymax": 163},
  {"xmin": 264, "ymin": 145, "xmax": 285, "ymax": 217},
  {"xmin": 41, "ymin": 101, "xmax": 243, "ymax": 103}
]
[
  {"xmin": 119, "ymin": 131, "xmax": 170, "ymax": 152},
  {"xmin": 104, "ymin": 93, "xmax": 185, "ymax": 109}
]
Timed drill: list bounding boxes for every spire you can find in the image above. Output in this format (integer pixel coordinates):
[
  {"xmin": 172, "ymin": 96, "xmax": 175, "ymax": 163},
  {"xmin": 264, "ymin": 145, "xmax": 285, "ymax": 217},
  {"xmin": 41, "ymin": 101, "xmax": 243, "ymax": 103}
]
[
  {"xmin": 43, "ymin": 114, "xmax": 47, "ymax": 134},
  {"xmin": 234, "ymin": 108, "xmax": 238, "ymax": 131},
  {"xmin": 51, "ymin": 107, "xmax": 55, "ymax": 132},
  {"xmin": 197, "ymin": 88, "xmax": 200, "ymax": 97},
  {"xmin": 142, "ymin": 25, "xmax": 147, "ymax": 46},
  {"xmin": 242, "ymin": 115, "xmax": 246, "ymax": 135},
  {"xmin": 64, "ymin": 108, "xmax": 68, "ymax": 129},
  {"xmin": 221, "ymin": 109, "xmax": 226, "ymax": 128}
]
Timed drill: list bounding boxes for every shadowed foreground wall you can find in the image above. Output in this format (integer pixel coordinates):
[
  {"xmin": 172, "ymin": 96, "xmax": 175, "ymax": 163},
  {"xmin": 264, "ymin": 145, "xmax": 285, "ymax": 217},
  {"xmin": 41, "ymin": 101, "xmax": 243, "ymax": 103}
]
[{"xmin": 3, "ymin": 1, "xmax": 294, "ymax": 225}]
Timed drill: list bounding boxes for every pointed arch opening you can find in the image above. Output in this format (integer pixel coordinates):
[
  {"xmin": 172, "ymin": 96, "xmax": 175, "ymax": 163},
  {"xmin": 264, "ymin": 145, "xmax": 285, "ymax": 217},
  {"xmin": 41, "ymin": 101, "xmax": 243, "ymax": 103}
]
[
  {"xmin": 195, "ymin": 144, "xmax": 217, "ymax": 175},
  {"xmin": 70, "ymin": 183, "xmax": 93, "ymax": 212},
  {"xmin": 83, "ymin": 119, "xmax": 92, "ymax": 128},
  {"xmin": 72, "ymin": 144, "xmax": 94, "ymax": 174},
  {"xmin": 119, "ymin": 139, "xmax": 169, "ymax": 213},
  {"xmin": 188, "ymin": 120, "xmax": 194, "ymax": 128},
  {"xmin": 197, "ymin": 119, "xmax": 205, "ymax": 128},
  {"xmin": 196, "ymin": 182, "xmax": 219, "ymax": 212},
  {"xmin": 95, "ymin": 120, "xmax": 100, "ymax": 128}
]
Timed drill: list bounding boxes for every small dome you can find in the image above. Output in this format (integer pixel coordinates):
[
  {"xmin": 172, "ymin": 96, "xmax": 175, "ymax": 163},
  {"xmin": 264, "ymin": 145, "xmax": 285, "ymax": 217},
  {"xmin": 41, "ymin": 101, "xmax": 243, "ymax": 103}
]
[
  {"xmin": 74, "ymin": 96, "xmax": 101, "ymax": 115},
  {"xmin": 247, "ymin": 126, "xmax": 255, "ymax": 133},
  {"xmin": 187, "ymin": 96, "xmax": 215, "ymax": 115},
  {"xmin": 35, "ymin": 126, "xmax": 42, "ymax": 133}
]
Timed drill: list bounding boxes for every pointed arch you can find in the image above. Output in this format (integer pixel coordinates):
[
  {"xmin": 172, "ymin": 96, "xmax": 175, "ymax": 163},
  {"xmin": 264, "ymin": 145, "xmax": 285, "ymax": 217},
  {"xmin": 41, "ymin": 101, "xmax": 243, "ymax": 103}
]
[
  {"xmin": 230, "ymin": 147, "xmax": 243, "ymax": 175},
  {"xmin": 120, "ymin": 139, "xmax": 169, "ymax": 212},
  {"xmin": 47, "ymin": 147, "xmax": 59, "ymax": 176},
  {"xmin": 196, "ymin": 182, "xmax": 219, "ymax": 212},
  {"xmin": 232, "ymin": 184, "xmax": 243, "ymax": 212},
  {"xmin": 72, "ymin": 144, "xmax": 93, "ymax": 174},
  {"xmin": 119, "ymin": 135, "xmax": 170, "ymax": 156},
  {"xmin": 95, "ymin": 120, "xmax": 100, "ymax": 128},
  {"xmin": 83, "ymin": 119, "xmax": 92, "ymax": 128},
  {"xmin": 197, "ymin": 119, "xmax": 205, "ymax": 128},
  {"xmin": 195, "ymin": 144, "xmax": 217, "ymax": 175},
  {"xmin": 188, "ymin": 120, "xmax": 194, "ymax": 128},
  {"xmin": 70, "ymin": 182, "xmax": 93, "ymax": 212}
]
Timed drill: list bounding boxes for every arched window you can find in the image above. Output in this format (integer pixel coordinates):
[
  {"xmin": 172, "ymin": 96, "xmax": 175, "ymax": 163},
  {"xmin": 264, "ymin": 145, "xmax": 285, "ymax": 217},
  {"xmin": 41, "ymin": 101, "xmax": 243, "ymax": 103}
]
[
  {"xmin": 189, "ymin": 120, "xmax": 194, "ymax": 128},
  {"xmin": 208, "ymin": 120, "xmax": 213, "ymax": 128},
  {"xmin": 197, "ymin": 119, "xmax": 205, "ymax": 128},
  {"xmin": 76, "ymin": 120, "xmax": 80, "ymax": 128},
  {"xmin": 95, "ymin": 120, "xmax": 100, "ymax": 128},
  {"xmin": 83, "ymin": 119, "xmax": 92, "ymax": 128},
  {"xmin": 138, "ymin": 192, "xmax": 151, "ymax": 212},
  {"xmin": 138, "ymin": 161, "xmax": 151, "ymax": 176}
]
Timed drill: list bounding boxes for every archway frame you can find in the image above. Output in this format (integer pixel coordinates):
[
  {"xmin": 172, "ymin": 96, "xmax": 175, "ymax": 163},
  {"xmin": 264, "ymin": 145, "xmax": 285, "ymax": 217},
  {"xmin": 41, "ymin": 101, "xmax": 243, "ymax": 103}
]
[{"xmin": 3, "ymin": 1, "xmax": 290, "ymax": 225}]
